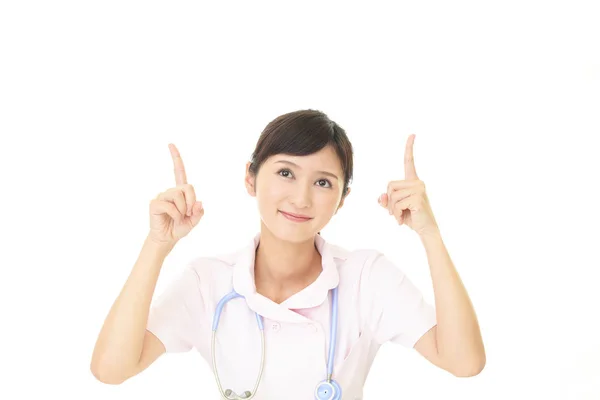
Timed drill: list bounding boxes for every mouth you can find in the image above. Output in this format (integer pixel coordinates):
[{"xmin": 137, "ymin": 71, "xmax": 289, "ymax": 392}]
[{"xmin": 278, "ymin": 210, "xmax": 313, "ymax": 222}]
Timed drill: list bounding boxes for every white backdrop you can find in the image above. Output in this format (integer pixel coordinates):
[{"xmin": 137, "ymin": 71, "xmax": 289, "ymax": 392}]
[{"xmin": 1, "ymin": 1, "xmax": 599, "ymax": 399}]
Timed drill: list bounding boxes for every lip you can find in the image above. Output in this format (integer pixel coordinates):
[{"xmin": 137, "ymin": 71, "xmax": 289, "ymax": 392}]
[{"xmin": 279, "ymin": 210, "xmax": 313, "ymax": 222}]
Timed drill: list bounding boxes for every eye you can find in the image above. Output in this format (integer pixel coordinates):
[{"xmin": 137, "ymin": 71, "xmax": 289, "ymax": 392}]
[
  {"xmin": 278, "ymin": 168, "xmax": 293, "ymax": 178},
  {"xmin": 277, "ymin": 168, "xmax": 332, "ymax": 188},
  {"xmin": 317, "ymin": 179, "xmax": 332, "ymax": 188}
]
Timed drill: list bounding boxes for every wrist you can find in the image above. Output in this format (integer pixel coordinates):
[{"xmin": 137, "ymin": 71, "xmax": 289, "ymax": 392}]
[
  {"xmin": 418, "ymin": 227, "xmax": 442, "ymax": 243},
  {"xmin": 144, "ymin": 234, "xmax": 177, "ymax": 256}
]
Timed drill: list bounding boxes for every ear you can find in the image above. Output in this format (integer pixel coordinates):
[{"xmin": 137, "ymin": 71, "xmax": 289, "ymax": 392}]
[
  {"xmin": 334, "ymin": 187, "xmax": 351, "ymax": 214},
  {"xmin": 245, "ymin": 161, "xmax": 256, "ymax": 197}
]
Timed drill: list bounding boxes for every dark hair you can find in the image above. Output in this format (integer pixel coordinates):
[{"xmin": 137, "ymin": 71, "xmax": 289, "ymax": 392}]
[{"xmin": 248, "ymin": 109, "xmax": 354, "ymax": 197}]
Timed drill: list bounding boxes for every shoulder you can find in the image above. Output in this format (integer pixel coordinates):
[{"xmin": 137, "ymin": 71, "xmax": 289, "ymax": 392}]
[
  {"xmin": 184, "ymin": 250, "xmax": 242, "ymax": 287},
  {"xmin": 328, "ymin": 242, "xmax": 407, "ymax": 297},
  {"xmin": 331, "ymin": 242, "xmax": 403, "ymax": 280}
]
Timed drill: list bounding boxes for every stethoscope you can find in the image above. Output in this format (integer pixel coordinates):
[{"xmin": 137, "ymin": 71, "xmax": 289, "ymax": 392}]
[{"xmin": 211, "ymin": 286, "xmax": 342, "ymax": 400}]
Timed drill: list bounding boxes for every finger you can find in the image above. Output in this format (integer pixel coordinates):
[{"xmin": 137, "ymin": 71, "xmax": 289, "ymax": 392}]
[
  {"xmin": 386, "ymin": 186, "xmax": 397, "ymax": 215},
  {"xmin": 379, "ymin": 193, "xmax": 397, "ymax": 216},
  {"xmin": 392, "ymin": 193, "xmax": 415, "ymax": 225},
  {"xmin": 404, "ymin": 134, "xmax": 418, "ymax": 180},
  {"xmin": 386, "ymin": 184, "xmax": 397, "ymax": 214},
  {"xmin": 387, "ymin": 189, "xmax": 414, "ymax": 215},
  {"xmin": 393, "ymin": 198, "xmax": 412, "ymax": 221},
  {"xmin": 387, "ymin": 179, "xmax": 421, "ymax": 192},
  {"xmin": 180, "ymin": 184, "xmax": 196, "ymax": 217},
  {"xmin": 387, "ymin": 180, "xmax": 421, "ymax": 214},
  {"xmin": 158, "ymin": 188, "xmax": 187, "ymax": 217},
  {"xmin": 394, "ymin": 197, "xmax": 416, "ymax": 215},
  {"xmin": 189, "ymin": 201, "xmax": 204, "ymax": 227},
  {"xmin": 389, "ymin": 189, "xmax": 414, "ymax": 208},
  {"xmin": 169, "ymin": 143, "xmax": 188, "ymax": 186},
  {"xmin": 150, "ymin": 199, "xmax": 183, "ymax": 224},
  {"xmin": 396, "ymin": 208, "xmax": 405, "ymax": 225}
]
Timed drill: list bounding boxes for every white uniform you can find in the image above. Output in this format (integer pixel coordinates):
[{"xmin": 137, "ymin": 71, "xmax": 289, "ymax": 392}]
[{"xmin": 147, "ymin": 232, "xmax": 437, "ymax": 399}]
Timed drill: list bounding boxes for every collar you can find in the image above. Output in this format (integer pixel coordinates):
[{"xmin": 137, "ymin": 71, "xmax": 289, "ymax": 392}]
[{"xmin": 230, "ymin": 232, "xmax": 348, "ymax": 323}]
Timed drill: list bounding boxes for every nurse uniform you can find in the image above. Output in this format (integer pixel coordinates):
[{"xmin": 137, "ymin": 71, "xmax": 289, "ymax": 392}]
[{"xmin": 147, "ymin": 232, "xmax": 437, "ymax": 399}]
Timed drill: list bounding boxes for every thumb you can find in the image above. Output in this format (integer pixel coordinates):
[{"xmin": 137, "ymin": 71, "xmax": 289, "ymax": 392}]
[
  {"xmin": 377, "ymin": 193, "xmax": 388, "ymax": 208},
  {"xmin": 190, "ymin": 201, "xmax": 204, "ymax": 227}
]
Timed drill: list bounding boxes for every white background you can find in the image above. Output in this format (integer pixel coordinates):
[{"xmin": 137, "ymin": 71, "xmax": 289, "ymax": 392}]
[{"xmin": 1, "ymin": 1, "xmax": 599, "ymax": 399}]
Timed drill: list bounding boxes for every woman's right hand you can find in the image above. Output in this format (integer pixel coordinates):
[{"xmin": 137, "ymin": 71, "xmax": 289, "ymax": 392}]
[{"xmin": 148, "ymin": 144, "xmax": 204, "ymax": 245}]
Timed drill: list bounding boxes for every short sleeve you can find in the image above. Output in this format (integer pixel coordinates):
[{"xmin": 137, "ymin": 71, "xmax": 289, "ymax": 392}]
[
  {"xmin": 147, "ymin": 264, "xmax": 205, "ymax": 353},
  {"xmin": 367, "ymin": 253, "xmax": 437, "ymax": 348}
]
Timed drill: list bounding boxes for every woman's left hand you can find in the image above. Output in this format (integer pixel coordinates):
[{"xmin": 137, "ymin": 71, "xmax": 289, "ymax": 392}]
[{"xmin": 378, "ymin": 134, "xmax": 440, "ymax": 237}]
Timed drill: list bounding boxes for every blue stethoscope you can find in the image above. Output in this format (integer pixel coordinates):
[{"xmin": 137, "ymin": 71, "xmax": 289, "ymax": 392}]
[{"xmin": 211, "ymin": 286, "xmax": 341, "ymax": 400}]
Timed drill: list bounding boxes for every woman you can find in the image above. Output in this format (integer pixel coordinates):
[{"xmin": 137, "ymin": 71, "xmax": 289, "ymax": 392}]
[{"xmin": 90, "ymin": 109, "xmax": 485, "ymax": 399}]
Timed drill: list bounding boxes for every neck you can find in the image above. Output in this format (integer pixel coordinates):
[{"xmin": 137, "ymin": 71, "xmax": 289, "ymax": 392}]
[{"xmin": 254, "ymin": 226, "xmax": 322, "ymax": 293}]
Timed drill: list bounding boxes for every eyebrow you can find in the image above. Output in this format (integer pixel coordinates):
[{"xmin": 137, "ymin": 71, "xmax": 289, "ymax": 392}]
[{"xmin": 274, "ymin": 160, "xmax": 340, "ymax": 181}]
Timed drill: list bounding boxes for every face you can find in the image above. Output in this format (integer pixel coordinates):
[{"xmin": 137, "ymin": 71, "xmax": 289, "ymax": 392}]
[{"xmin": 245, "ymin": 145, "xmax": 351, "ymax": 243}]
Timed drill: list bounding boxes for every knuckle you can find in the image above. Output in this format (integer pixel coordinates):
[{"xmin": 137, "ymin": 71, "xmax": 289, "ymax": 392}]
[
  {"xmin": 161, "ymin": 188, "xmax": 174, "ymax": 199},
  {"xmin": 185, "ymin": 184, "xmax": 195, "ymax": 197},
  {"xmin": 175, "ymin": 189, "xmax": 185, "ymax": 200}
]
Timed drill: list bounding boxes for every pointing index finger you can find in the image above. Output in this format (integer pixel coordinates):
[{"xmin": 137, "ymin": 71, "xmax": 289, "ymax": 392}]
[
  {"xmin": 404, "ymin": 134, "xmax": 418, "ymax": 180},
  {"xmin": 169, "ymin": 143, "xmax": 188, "ymax": 185}
]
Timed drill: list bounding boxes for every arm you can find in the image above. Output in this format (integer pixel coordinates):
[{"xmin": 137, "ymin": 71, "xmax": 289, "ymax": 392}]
[
  {"xmin": 379, "ymin": 134, "xmax": 485, "ymax": 376},
  {"xmin": 414, "ymin": 231, "xmax": 486, "ymax": 377},
  {"xmin": 90, "ymin": 235, "xmax": 175, "ymax": 384}
]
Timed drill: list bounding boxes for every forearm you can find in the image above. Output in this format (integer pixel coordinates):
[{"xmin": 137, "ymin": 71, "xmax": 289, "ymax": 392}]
[
  {"xmin": 90, "ymin": 235, "xmax": 175, "ymax": 380},
  {"xmin": 420, "ymin": 231, "xmax": 485, "ymax": 375}
]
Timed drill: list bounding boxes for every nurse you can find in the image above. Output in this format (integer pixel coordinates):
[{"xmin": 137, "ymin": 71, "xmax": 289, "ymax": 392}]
[{"xmin": 91, "ymin": 109, "xmax": 486, "ymax": 399}]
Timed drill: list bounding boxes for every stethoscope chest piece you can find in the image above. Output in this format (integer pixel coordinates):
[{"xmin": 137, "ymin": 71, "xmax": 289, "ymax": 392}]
[{"xmin": 314, "ymin": 379, "xmax": 342, "ymax": 400}]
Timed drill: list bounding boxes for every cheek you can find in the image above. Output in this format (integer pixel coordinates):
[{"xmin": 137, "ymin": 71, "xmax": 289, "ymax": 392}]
[
  {"xmin": 259, "ymin": 182, "xmax": 285, "ymax": 202},
  {"xmin": 255, "ymin": 177, "xmax": 286, "ymax": 206},
  {"xmin": 314, "ymin": 192, "xmax": 340, "ymax": 213}
]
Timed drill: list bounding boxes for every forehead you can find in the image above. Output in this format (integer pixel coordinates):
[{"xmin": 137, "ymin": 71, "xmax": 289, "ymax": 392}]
[{"xmin": 267, "ymin": 145, "xmax": 342, "ymax": 172}]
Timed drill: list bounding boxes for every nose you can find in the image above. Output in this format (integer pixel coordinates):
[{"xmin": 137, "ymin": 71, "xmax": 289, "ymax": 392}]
[{"xmin": 289, "ymin": 182, "xmax": 312, "ymax": 209}]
